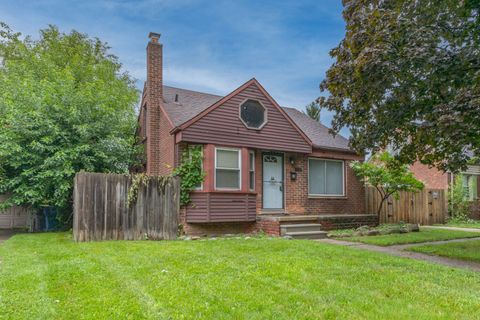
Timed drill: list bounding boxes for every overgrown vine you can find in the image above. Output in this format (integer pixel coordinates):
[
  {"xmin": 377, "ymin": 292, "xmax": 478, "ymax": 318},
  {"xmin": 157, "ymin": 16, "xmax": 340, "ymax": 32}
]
[
  {"xmin": 127, "ymin": 174, "xmax": 172, "ymax": 207},
  {"xmin": 173, "ymin": 146, "xmax": 205, "ymax": 206}
]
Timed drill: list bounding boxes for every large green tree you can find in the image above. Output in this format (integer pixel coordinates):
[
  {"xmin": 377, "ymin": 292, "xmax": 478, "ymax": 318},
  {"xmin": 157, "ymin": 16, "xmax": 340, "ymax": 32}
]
[
  {"xmin": 0, "ymin": 23, "xmax": 139, "ymax": 221},
  {"xmin": 319, "ymin": 0, "xmax": 480, "ymax": 172}
]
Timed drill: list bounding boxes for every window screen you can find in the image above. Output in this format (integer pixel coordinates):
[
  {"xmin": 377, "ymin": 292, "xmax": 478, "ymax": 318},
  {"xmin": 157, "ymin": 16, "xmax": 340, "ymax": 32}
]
[
  {"xmin": 240, "ymin": 100, "xmax": 266, "ymax": 128},
  {"xmin": 216, "ymin": 149, "xmax": 240, "ymax": 189},
  {"xmin": 308, "ymin": 159, "xmax": 344, "ymax": 196}
]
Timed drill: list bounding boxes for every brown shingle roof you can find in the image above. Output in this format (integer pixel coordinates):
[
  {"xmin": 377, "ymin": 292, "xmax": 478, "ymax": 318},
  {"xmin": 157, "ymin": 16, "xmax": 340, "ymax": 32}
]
[
  {"xmin": 163, "ymin": 85, "xmax": 222, "ymax": 127},
  {"xmin": 281, "ymin": 107, "xmax": 351, "ymax": 151},
  {"xmin": 161, "ymin": 85, "xmax": 352, "ymax": 152}
]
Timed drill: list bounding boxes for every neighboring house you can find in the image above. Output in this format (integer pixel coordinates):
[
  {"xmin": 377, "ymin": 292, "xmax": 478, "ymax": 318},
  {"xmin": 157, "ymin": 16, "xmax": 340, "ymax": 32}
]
[
  {"xmin": 137, "ymin": 33, "xmax": 376, "ymax": 237},
  {"xmin": 410, "ymin": 153, "xmax": 480, "ymax": 218}
]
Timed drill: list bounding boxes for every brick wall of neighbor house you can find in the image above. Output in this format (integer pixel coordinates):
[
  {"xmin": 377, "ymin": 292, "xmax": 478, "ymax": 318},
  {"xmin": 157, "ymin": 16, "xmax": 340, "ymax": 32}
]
[{"xmin": 410, "ymin": 162, "xmax": 449, "ymax": 189}]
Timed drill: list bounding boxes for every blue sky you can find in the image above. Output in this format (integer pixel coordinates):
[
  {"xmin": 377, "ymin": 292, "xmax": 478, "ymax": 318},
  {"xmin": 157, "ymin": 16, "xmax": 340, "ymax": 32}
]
[{"xmin": 0, "ymin": 0, "xmax": 347, "ymax": 134}]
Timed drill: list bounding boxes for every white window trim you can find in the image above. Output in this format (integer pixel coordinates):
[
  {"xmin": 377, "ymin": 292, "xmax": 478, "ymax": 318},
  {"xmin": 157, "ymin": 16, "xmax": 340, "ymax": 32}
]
[
  {"xmin": 249, "ymin": 150, "xmax": 255, "ymax": 191},
  {"xmin": 215, "ymin": 147, "xmax": 242, "ymax": 190},
  {"xmin": 307, "ymin": 158, "xmax": 345, "ymax": 197},
  {"xmin": 188, "ymin": 145, "xmax": 203, "ymax": 191}
]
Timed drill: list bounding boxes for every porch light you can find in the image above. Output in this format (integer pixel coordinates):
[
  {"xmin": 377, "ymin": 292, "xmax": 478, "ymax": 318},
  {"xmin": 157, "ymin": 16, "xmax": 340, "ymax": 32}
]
[{"xmin": 290, "ymin": 171, "xmax": 297, "ymax": 181}]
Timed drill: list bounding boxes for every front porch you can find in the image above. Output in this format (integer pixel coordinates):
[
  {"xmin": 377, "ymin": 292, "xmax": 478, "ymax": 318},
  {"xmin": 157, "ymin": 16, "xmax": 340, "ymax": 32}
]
[{"xmin": 256, "ymin": 214, "xmax": 378, "ymax": 238}]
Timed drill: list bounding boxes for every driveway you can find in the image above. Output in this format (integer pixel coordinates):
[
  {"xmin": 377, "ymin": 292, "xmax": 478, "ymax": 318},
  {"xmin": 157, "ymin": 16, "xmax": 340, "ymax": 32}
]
[{"xmin": 0, "ymin": 229, "xmax": 18, "ymax": 244}]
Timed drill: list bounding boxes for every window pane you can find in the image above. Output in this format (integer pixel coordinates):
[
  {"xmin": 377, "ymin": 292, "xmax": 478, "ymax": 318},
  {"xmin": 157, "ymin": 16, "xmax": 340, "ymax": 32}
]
[
  {"xmin": 326, "ymin": 161, "xmax": 344, "ymax": 195},
  {"xmin": 217, "ymin": 149, "xmax": 239, "ymax": 169},
  {"xmin": 249, "ymin": 152, "xmax": 255, "ymax": 168},
  {"xmin": 240, "ymin": 100, "xmax": 265, "ymax": 128},
  {"xmin": 216, "ymin": 169, "xmax": 240, "ymax": 189},
  {"xmin": 249, "ymin": 171, "xmax": 255, "ymax": 190},
  {"xmin": 308, "ymin": 160, "xmax": 326, "ymax": 194}
]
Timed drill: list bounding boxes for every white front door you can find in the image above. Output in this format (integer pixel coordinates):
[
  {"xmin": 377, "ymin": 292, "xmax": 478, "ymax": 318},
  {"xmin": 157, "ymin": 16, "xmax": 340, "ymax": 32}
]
[{"xmin": 263, "ymin": 153, "xmax": 284, "ymax": 209}]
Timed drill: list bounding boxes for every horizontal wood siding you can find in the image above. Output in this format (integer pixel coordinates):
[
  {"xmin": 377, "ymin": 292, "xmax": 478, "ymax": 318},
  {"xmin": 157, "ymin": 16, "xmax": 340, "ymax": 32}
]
[
  {"xmin": 186, "ymin": 192, "xmax": 257, "ymax": 223},
  {"xmin": 181, "ymin": 82, "xmax": 312, "ymax": 153}
]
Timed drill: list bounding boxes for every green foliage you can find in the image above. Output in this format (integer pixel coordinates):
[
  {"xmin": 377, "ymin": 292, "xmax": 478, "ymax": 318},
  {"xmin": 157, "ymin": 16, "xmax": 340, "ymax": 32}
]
[
  {"xmin": 351, "ymin": 152, "xmax": 424, "ymax": 216},
  {"xmin": 318, "ymin": 1, "xmax": 480, "ymax": 172},
  {"xmin": 173, "ymin": 146, "xmax": 205, "ymax": 206},
  {"xmin": 448, "ymin": 175, "xmax": 473, "ymax": 223},
  {"xmin": 303, "ymin": 101, "xmax": 320, "ymax": 122},
  {"xmin": 127, "ymin": 174, "xmax": 172, "ymax": 207},
  {"xmin": 0, "ymin": 23, "xmax": 140, "ymax": 220}
]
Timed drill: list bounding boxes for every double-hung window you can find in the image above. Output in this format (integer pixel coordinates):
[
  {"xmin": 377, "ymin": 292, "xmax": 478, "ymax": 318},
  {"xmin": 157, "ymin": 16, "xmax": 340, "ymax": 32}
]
[
  {"xmin": 308, "ymin": 158, "xmax": 344, "ymax": 196},
  {"xmin": 249, "ymin": 151, "xmax": 255, "ymax": 191},
  {"xmin": 215, "ymin": 148, "xmax": 241, "ymax": 190}
]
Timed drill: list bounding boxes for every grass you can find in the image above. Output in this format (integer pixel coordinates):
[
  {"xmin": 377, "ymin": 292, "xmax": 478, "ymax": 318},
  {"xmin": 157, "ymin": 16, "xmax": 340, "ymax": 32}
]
[
  {"xmin": 1, "ymin": 233, "xmax": 480, "ymax": 319},
  {"xmin": 337, "ymin": 228, "xmax": 480, "ymax": 246},
  {"xmin": 409, "ymin": 239, "xmax": 480, "ymax": 263},
  {"xmin": 442, "ymin": 221, "xmax": 480, "ymax": 229}
]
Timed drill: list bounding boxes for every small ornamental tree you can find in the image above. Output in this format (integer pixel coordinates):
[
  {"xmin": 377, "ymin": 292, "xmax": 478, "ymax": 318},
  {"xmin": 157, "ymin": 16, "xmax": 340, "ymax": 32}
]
[
  {"xmin": 448, "ymin": 175, "xmax": 471, "ymax": 223},
  {"xmin": 351, "ymin": 152, "xmax": 424, "ymax": 217}
]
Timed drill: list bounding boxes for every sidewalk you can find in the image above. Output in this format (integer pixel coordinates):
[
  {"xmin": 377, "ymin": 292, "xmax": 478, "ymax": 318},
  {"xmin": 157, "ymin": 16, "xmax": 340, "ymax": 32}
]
[
  {"xmin": 422, "ymin": 225, "xmax": 480, "ymax": 233},
  {"xmin": 318, "ymin": 237, "xmax": 480, "ymax": 272}
]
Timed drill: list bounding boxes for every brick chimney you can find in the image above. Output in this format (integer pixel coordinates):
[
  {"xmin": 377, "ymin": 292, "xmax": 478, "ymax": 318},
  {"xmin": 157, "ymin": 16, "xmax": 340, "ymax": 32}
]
[{"xmin": 146, "ymin": 32, "xmax": 162, "ymax": 175}]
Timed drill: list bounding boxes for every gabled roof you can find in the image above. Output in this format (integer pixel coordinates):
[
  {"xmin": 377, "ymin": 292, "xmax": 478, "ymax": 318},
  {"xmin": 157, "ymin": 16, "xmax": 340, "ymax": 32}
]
[
  {"xmin": 163, "ymin": 86, "xmax": 222, "ymax": 127},
  {"xmin": 282, "ymin": 107, "xmax": 351, "ymax": 151},
  {"xmin": 159, "ymin": 82, "xmax": 353, "ymax": 152}
]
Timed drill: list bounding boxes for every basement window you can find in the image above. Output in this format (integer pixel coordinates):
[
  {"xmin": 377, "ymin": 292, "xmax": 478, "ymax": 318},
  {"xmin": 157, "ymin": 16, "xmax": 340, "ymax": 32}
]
[{"xmin": 239, "ymin": 99, "xmax": 267, "ymax": 129}]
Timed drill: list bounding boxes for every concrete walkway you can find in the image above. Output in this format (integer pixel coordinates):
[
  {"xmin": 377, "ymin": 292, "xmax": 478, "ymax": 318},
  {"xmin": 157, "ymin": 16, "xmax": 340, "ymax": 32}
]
[
  {"xmin": 0, "ymin": 230, "xmax": 18, "ymax": 244},
  {"xmin": 422, "ymin": 225, "xmax": 480, "ymax": 233},
  {"xmin": 319, "ymin": 237, "xmax": 480, "ymax": 272}
]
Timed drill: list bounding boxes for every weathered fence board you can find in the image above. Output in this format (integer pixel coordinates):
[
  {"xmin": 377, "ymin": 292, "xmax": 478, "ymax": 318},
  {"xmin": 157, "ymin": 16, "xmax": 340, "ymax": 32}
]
[
  {"xmin": 366, "ymin": 187, "xmax": 447, "ymax": 225},
  {"xmin": 0, "ymin": 194, "xmax": 32, "ymax": 229},
  {"xmin": 73, "ymin": 172, "xmax": 180, "ymax": 242}
]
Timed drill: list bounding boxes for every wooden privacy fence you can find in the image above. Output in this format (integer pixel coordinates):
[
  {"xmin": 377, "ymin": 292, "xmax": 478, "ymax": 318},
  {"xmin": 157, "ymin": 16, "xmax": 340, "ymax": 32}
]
[
  {"xmin": 366, "ymin": 187, "xmax": 447, "ymax": 225},
  {"xmin": 73, "ymin": 172, "xmax": 180, "ymax": 242}
]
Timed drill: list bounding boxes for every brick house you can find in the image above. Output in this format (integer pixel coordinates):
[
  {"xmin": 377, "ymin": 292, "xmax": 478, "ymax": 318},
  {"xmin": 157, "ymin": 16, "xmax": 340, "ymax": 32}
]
[
  {"xmin": 137, "ymin": 32, "xmax": 376, "ymax": 237},
  {"xmin": 410, "ymin": 157, "xmax": 480, "ymax": 219}
]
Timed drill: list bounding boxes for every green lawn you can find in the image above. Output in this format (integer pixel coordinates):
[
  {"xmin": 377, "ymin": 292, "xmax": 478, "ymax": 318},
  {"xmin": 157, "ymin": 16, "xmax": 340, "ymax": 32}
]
[
  {"xmin": 442, "ymin": 222, "xmax": 480, "ymax": 229},
  {"xmin": 1, "ymin": 233, "xmax": 480, "ymax": 319},
  {"xmin": 337, "ymin": 228, "xmax": 480, "ymax": 246},
  {"xmin": 409, "ymin": 239, "xmax": 480, "ymax": 263}
]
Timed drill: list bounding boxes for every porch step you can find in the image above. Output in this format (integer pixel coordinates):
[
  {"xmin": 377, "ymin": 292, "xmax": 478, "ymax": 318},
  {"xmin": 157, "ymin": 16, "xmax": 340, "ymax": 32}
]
[
  {"xmin": 283, "ymin": 231, "xmax": 328, "ymax": 240},
  {"xmin": 280, "ymin": 223, "xmax": 323, "ymax": 233},
  {"xmin": 280, "ymin": 223, "xmax": 327, "ymax": 239}
]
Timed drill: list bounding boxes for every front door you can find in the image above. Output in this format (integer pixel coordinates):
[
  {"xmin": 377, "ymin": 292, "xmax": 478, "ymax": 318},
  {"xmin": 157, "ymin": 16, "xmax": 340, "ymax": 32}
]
[{"xmin": 262, "ymin": 153, "xmax": 284, "ymax": 209}]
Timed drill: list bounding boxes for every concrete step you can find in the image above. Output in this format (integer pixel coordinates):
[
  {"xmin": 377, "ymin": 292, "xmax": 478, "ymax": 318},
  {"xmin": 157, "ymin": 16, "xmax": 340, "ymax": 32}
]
[
  {"xmin": 280, "ymin": 223, "xmax": 323, "ymax": 234},
  {"xmin": 283, "ymin": 231, "xmax": 328, "ymax": 240}
]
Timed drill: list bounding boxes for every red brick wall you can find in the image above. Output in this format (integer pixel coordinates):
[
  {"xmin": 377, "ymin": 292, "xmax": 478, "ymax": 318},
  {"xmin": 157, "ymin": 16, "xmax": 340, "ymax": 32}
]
[
  {"xmin": 254, "ymin": 149, "xmax": 365, "ymax": 215},
  {"xmin": 285, "ymin": 151, "xmax": 365, "ymax": 215},
  {"xmin": 410, "ymin": 162, "xmax": 449, "ymax": 189},
  {"xmin": 145, "ymin": 34, "xmax": 164, "ymax": 176}
]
